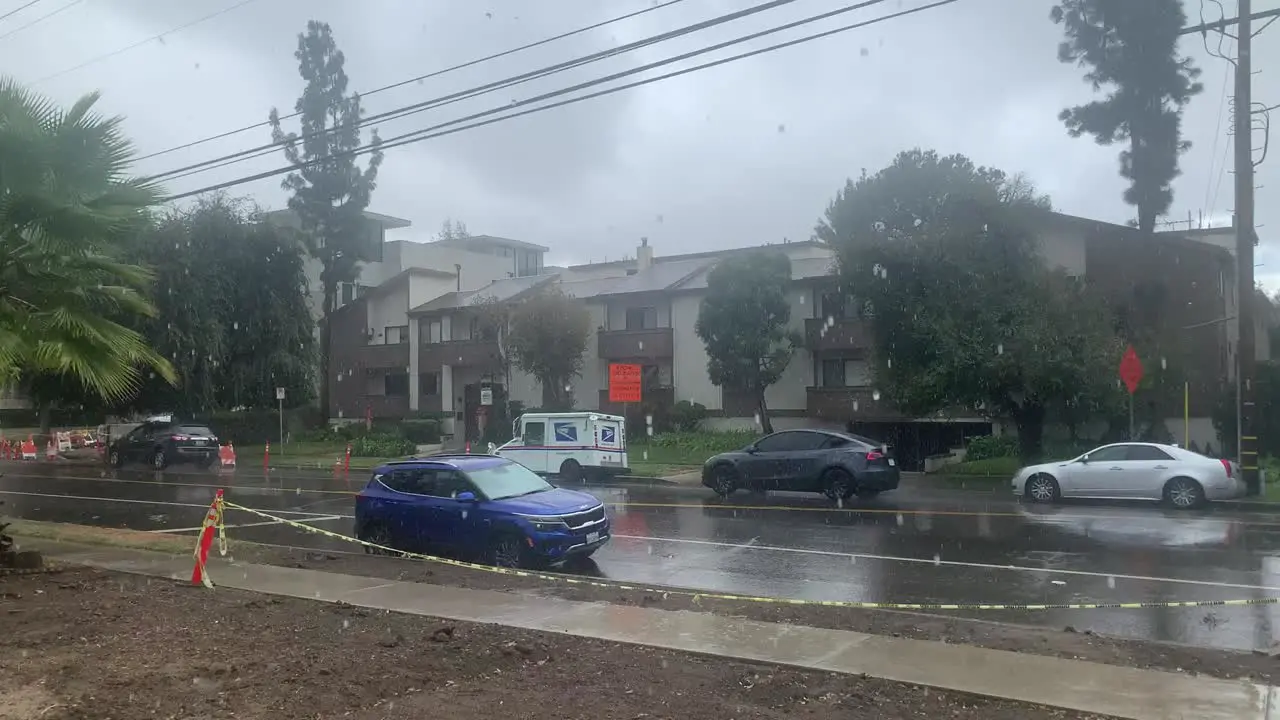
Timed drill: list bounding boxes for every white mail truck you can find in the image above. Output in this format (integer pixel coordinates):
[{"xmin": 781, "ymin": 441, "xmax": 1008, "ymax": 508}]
[{"xmin": 494, "ymin": 411, "xmax": 629, "ymax": 483}]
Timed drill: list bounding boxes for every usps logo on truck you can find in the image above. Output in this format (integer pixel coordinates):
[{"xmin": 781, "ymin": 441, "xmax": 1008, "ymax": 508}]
[
  {"xmin": 553, "ymin": 422, "xmax": 578, "ymax": 442},
  {"xmin": 600, "ymin": 426, "xmax": 616, "ymax": 444}
]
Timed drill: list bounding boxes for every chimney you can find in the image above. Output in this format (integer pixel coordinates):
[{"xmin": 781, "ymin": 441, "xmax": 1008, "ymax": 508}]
[
  {"xmin": 454, "ymin": 264, "xmax": 461, "ymax": 291},
  {"xmin": 636, "ymin": 237, "xmax": 653, "ymax": 272}
]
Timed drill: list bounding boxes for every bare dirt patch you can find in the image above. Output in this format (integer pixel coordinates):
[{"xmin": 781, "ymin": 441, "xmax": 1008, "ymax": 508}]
[{"xmin": 0, "ymin": 569, "xmax": 1110, "ymax": 720}]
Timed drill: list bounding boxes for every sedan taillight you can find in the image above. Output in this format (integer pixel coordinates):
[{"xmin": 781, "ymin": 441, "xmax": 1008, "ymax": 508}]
[
  {"xmin": 172, "ymin": 434, "xmax": 189, "ymax": 441},
  {"xmin": 1220, "ymin": 459, "xmax": 1234, "ymax": 478},
  {"xmin": 865, "ymin": 450, "xmax": 884, "ymax": 461}
]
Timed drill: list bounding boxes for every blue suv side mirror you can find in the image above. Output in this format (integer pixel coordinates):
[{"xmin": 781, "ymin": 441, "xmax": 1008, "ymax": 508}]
[{"xmin": 455, "ymin": 491, "xmax": 478, "ymax": 502}]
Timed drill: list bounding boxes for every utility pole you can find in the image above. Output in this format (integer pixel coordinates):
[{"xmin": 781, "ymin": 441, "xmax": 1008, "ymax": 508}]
[
  {"xmin": 1233, "ymin": 0, "xmax": 1260, "ymax": 494},
  {"xmin": 1182, "ymin": 3, "xmax": 1271, "ymax": 492}
]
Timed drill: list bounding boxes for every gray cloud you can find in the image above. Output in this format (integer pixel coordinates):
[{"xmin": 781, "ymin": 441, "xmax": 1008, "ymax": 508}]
[{"xmin": 1, "ymin": 0, "xmax": 1275, "ymax": 285}]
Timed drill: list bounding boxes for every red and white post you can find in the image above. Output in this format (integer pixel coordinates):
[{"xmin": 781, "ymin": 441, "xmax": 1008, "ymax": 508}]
[{"xmin": 190, "ymin": 489, "xmax": 226, "ymax": 588}]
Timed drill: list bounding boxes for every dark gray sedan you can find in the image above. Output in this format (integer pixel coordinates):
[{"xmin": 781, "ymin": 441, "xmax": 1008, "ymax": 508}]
[{"xmin": 701, "ymin": 429, "xmax": 899, "ymax": 502}]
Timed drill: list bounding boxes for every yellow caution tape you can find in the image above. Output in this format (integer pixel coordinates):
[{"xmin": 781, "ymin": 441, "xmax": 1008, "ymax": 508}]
[{"xmin": 222, "ymin": 501, "xmax": 1280, "ymax": 612}]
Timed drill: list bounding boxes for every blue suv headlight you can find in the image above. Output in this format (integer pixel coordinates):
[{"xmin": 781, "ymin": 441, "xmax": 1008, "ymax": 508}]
[{"xmin": 522, "ymin": 516, "xmax": 568, "ymax": 532}]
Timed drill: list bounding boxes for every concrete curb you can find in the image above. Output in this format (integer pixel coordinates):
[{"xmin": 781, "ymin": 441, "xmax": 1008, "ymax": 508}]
[{"xmin": 1218, "ymin": 500, "xmax": 1280, "ymax": 513}]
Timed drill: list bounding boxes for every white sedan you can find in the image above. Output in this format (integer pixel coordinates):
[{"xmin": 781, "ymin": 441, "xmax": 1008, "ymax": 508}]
[{"xmin": 1011, "ymin": 442, "xmax": 1245, "ymax": 509}]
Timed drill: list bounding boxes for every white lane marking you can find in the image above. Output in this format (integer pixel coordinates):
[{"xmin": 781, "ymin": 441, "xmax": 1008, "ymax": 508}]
[
  {"xmin": 0, "ymin": 489, "xmax": 343, "ymax": 517},
  {"xmin": 149, "ymin": 515, "xmax": 346, "ymax": 534},
  {"xmin": 610, "ymin": 533, "xmax": 1280, "ymax": 593},
  {"xmin": 11, "ymin": 485, "xmax": 1275, "ymax": 594}
]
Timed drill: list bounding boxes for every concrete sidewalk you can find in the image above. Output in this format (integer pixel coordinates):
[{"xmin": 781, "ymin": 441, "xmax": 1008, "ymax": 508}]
[{"xmin": 35, "ymin": 541, "xmax": 1277, "ymax": 720}]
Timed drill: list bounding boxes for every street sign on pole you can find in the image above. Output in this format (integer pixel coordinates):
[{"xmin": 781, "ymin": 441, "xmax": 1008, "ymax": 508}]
[
  {"xmin": 1119, "ymin": 346, "xmax": 1143, "ymax": 440},
  {"xmin": 275, "ymin": 387, "xmax": 285, "ymax": 447},
  {"xmin": 1119, "ymin": 346, "xmax": 1143, "ymax": 394}
]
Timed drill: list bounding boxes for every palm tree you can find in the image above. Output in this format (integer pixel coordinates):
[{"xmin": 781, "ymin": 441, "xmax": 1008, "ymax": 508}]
[{"xmin": 0, "ymin": 77, "xmax": 174, "ymax": 406}]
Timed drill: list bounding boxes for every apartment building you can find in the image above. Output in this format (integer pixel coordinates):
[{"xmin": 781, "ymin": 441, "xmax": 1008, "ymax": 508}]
[
  {"xmin": 263, "ymin": 210, "xmax": 548, "ymax": 321},
  {"xmin": 327, "ymin": 211, "xmax": 1249, "ymax": 469}
]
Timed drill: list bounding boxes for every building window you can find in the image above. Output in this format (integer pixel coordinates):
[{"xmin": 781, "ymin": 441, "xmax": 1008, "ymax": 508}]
[
  {"xmin": 384, "ymin": 373, "xmax": 409, "ymax": 397},
  {"xmin": 625, "ymin": 307, "xmax": 657, "ymax": 330},
  {"xmin": 385, "ymin": 325, "xmax": 408, "ymax": 344},
  {"xmin": 420, "ymin": 372, "xmax": 439, "ymax": 396},
  {"xmin": 423, "ymin": 320, "xmax": 442, "ymax": 344},
  {"xmin": 516, "ymin": 250, "xmax": 539, "ymax": 277},
  {"xmin": 821, "ymin": 359, "xmax": 870, "ymax": 387},
  {"xmin": 341, "ymin": 282, "xmax": 355, "ymax": 306},
  {"xmin": 819, "ymin": 291, "xmax": 857, "ymax": 319}
]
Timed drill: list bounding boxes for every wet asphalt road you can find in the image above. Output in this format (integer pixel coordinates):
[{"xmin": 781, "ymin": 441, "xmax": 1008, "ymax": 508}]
[{"xmin": 6, "ymin": 461, "xmax": 1280, "ymax": 653}]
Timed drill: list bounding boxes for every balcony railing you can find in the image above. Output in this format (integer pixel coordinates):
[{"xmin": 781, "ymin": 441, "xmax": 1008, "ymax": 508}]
[
  {"xmin": 804, "ymin": 317, "xmax": 872, "ymax": 353},
  {"xmin": 354, "ymin": 342, "xmax": 410, "ymax": 370},
  {"xmin": 597, "ymin": 327, "xmax": 674, "ymax": 360},
  {"xmin": 420, "ymin": 338, "xmax": 502, "ymax": 369},
  {"xmin": 359, "ymin": 394, "xmax": 411, "ymax": 419},
  {"xmin": 806, "ymin": 386, "xmax": 904, "ymax": 422}
]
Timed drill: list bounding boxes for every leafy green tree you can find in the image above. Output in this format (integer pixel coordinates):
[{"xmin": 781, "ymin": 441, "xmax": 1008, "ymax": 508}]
[
  {"xmin": 695, "ymin": 252, "xmax": 800, "ymax": 434},
  {"xmin": 269, "ymin": 20, "xmax": 383, "ymax": 419},
  {"xmin": 1051, "ymin": 0, "xmax": 1202, "ymax": 232},
  {"xmin": 126, "ymin": 196, "xmax": 316, "ymax": 415},
  {"xmin": 437, "ymin": 218, "xmax": 471, "ymax": 241},
  {"xmin": 0, "ymin": 78, "xmax": 174, "ymax": 409},
  {"xmin": 816, "ymin": 149, "xmax": 1121, "ymax": 459},
  {"xmin": 507, "ymin": 287, "xmax": 590, "ymax": 410}
]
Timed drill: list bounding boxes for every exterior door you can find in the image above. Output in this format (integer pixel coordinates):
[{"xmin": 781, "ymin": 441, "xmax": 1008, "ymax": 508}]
[
  {"xmin": 1066, "ymin": 445, "xmax": 1130, "ymax": 496},
  {"xmin": 1118, "ymin": 444, "xmax": 1176, "ymax": 499},
  {"xmin": 773, "ymin": 431, "xmax": 830, "ymax": 491}
]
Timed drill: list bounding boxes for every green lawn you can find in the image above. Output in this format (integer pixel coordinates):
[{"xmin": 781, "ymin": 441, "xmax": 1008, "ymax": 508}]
[
  {"xmin": 238, "ymin": 442, "xmax": 410, "ymax": 471},
  {"xmin": 238, "ymin": 432, "xmax": 751, "ymax": 479}
]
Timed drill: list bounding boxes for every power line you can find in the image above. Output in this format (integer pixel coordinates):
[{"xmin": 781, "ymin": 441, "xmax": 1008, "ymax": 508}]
[
  {"xmin": 136, "ymin": 0, "xmax": 689, "ymax": 163},
  {"xmin": 152, "ymin": 0, "xmax": 820, "ymax": 183},
  {"xmin": 35, "ymin": 0, "xmax": 261, "ymax": 84},
  {"xmin": 0, "ymin": 0, "xmax": 48, "ymax": 24},
  {"xmin": 164, "ymin": 0, "xmax": 961, "ymax": 201},
  {"xmin": 0, "ymin": 0, "xmax": 80, "ymax": 42}
]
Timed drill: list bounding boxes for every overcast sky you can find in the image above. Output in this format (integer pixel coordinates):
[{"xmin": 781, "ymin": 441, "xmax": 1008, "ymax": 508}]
[{"xmin": 4, "ymin": 0, "xmax": 1278, "ymax": 287}]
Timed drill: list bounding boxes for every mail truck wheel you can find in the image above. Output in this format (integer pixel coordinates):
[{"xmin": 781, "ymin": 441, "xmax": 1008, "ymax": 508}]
[{"xmin": 559, "ymin": 459, "xmax": 583, "ymax": 483}]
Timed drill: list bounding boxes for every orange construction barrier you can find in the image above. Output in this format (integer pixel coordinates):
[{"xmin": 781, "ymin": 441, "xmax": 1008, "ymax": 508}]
[
  {"xmin": 20, "ymin": 436, "xmax": 37, "ymax": 461},
  {"xmin": 44, "ymin": 440, "xmax": 56, "ymax": 460},
  {"xmin": 190, "ymin": 489, "xmax": 226, "ymax": 588},
  {"xmin": 343, "ymin": 443, "xmax": 351, "ymax": 473},
  {"xmin": 263, "ymin": 441, "xmax": 270, "ymax": 470},
  {"xmin": 218, "ymin": 443, "xmax": 236, "ymax": 468}
]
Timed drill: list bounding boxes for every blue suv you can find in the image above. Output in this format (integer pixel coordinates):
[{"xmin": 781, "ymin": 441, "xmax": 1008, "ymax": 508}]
[{"xmin": 355, "ymin": 455, "xmax": 610, "ymax": 569}]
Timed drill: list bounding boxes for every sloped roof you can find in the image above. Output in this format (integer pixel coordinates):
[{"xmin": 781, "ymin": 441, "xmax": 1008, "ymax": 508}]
[{"xmin": 408, "ymin": 273, "xmax": 559, "ymax": 315}]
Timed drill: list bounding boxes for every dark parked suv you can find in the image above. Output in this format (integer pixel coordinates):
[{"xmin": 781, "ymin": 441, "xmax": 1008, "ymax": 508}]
[
  {"xmin": 702, "ymin": 429, "xmax": 899, "ymax": 501},
  {"xmin": 108, "ymin": 420, "xmax": 220, "ymax": 470}
]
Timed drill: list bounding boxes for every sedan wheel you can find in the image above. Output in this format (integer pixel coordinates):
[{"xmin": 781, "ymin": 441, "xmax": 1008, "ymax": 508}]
[
  {"xmin": 824, "ymin": 470, "xmax": 854, "ymax": 502},
  {"xmin": 711, "ymin": 465, "xmax": 737, "ymax": 497},
  {"xmin": 1165, "ymin": 478, "xmax": 1204, "ymax": 510},
  {"xmin": 108, "ymin": 449, "xmax": 122, "ymax": 468},
  {"xmin": 1025, "ymin": 474, "xmax": 1059, "ymax": 503}
]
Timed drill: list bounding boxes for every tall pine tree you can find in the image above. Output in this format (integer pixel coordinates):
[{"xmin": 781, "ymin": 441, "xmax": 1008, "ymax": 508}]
[
  {"xmin": 1051, "ymin": 0, "xmax": 1202, "ymax": 232},
  {"xmin": 269, "ymin": 21, "xmax": 383, "ymax": 419}
]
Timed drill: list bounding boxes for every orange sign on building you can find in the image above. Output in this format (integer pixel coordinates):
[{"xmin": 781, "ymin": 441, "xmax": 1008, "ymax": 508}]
[{"xmin": 608, "ymin": 363, "xmax": 643, "ymax": 403}]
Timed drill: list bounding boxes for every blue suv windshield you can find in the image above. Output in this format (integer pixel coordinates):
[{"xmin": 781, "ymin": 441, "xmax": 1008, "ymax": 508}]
[{"xmin": 468, "ymin": 462, "xmax": 554, "ymax": 500}]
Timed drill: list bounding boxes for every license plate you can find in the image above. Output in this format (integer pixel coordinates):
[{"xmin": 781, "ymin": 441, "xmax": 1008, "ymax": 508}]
[
  {"xmin": 586, "ymin": 532, "xmax": 600, "ymax": 544},
  {"xmin": 193, "ymin": 440, "xmax": 206, "ymax": 446},
  {"xmin": 888, "ymin": 458, "xmax": 896, "ymax": 466}
]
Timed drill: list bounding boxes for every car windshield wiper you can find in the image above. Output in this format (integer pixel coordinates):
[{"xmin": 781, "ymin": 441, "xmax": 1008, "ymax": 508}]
[{"xmin": 500, "ymin": 487, "xmax": 551, "ymax": 500}]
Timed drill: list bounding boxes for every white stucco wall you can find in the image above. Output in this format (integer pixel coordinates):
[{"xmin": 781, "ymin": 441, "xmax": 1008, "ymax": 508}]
[
  {"xmin": 763, "ymin": 286, "xmax": 814, "ymax": 412},
  {"xmin": 670, "ymin": 293, "xmax": 719, "ymax": 409}
]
